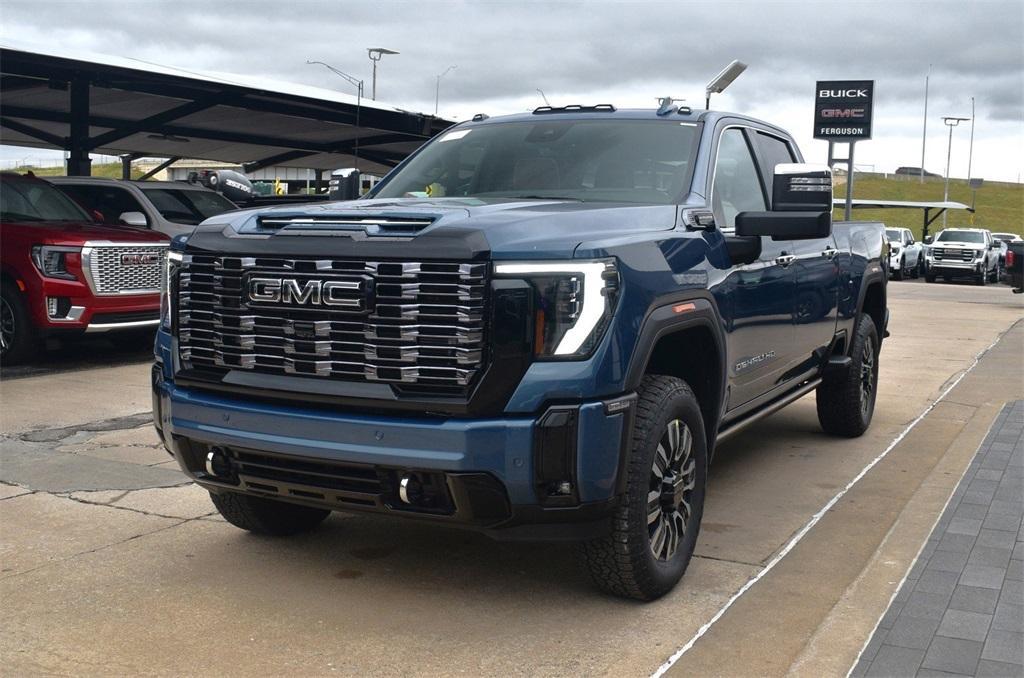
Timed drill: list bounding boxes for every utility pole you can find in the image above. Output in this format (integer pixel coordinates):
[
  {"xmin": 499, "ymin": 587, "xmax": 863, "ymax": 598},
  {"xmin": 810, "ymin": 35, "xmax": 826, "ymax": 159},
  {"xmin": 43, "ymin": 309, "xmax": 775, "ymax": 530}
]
[
  {"xmin": 967, "ymin": 96, "xmax": 975, "ymax": 184},
  {"xmin": 942, "ymin": 116, "xmax": 969, "ymax": 228},
  {"xmin": 920, "ymin": 65, "xmax": 930, "ymax": 184}
]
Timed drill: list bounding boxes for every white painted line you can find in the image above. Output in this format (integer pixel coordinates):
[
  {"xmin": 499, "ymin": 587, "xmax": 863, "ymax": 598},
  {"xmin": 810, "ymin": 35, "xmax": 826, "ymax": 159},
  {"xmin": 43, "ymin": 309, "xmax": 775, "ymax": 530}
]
[{"xmin": 651, "ymin": 329, "xmax": 1008, "ymax": 678}]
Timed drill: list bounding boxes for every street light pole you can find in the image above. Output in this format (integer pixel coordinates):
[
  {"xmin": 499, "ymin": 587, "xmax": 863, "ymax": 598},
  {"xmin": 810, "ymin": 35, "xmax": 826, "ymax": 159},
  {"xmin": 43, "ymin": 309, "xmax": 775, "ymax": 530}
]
[
  {"xmin": 920, "ymin": 65, "xmax": 930, "ymax": 184},
  {"xmin": 306, "ymin": 60, "xmax": 364, "ymax": 169},
  {"xmin": 967, "ymin": 96, "xmax": 975, "ymax": 184},
  {"xmin": 367, "ymin": 47, "xmax": 399, "ymax": 100},
  {"xmin": 941, "ymin": 116, "xmax": 969, "ymax": 228},
  {"xmin": 434, "ymin": 65, "xmax": 457, "ymax": 116}
]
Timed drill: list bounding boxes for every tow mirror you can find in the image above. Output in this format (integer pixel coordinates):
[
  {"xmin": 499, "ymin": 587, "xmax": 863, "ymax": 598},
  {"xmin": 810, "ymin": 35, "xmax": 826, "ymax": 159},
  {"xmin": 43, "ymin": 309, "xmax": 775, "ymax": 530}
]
[
  {"xmin": 119, "ymin": 211, "xmax": 148, "ymax": 227},
  {"xmin": 924, "ymin": 235, "xmax": 934, "ymax": 244},
  {"xmin": 735, "ymin": 163, "xmax": 833, "ymax": 240}
]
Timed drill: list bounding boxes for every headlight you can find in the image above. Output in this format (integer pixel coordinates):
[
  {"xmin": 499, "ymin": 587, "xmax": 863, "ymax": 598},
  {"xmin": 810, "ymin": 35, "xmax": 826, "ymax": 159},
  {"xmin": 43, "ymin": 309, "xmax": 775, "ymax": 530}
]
[
  {"xmin": 31, "ymin": 245, "xmax": 80, "ymax": 280},
  {"xmin": 494, "ymin": 259, "xmax": 618, "ymax": 358},
  {"xmin": 160, "ymin": 250, "xmax": 183, "ymax": 329},
  {"xmin": 890, "ymin": 245, "xmax": 900, "ymax": 255}
]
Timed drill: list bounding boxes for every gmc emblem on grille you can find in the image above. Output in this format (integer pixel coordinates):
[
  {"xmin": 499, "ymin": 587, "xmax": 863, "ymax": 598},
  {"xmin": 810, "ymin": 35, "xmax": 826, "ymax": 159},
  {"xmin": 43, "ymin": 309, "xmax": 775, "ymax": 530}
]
[
  {"xmin": 246, "ymin": 277, "xmax": 368, "ymax": 311},
  {"xmin": 121, "ymin": 253, "xmax": 160, "ymax": 266}
]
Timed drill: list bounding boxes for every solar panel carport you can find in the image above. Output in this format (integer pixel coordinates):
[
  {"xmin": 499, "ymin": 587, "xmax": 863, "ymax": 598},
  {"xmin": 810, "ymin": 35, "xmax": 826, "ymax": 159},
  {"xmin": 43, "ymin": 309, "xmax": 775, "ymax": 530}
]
[{"xmin": 0, "ymin": 40, "xmax": 455, "ymax": 177}]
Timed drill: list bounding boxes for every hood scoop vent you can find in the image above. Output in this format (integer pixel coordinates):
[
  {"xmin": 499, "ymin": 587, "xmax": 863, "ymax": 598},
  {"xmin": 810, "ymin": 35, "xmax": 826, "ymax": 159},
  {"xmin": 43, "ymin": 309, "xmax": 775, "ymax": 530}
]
[{"xmin": 256, "ymin": 213, "xmax": 436, "ymax": 237}]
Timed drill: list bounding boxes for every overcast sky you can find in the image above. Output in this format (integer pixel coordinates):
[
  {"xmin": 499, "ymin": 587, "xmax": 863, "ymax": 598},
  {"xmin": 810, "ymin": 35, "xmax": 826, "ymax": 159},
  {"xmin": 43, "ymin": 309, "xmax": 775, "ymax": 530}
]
[{"xmin": 1, "ymin": 0, "xmax": 1022, "ymax": 182}]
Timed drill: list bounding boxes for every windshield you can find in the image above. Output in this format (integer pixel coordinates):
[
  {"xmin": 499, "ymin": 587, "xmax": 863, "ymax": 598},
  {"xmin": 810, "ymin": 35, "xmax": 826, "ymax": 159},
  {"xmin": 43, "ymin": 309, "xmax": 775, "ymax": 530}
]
[
  {"xmin": 373, "ymin": 119, "xmax": 700, "ymax": 204},
  {"xmin": 885, "ymin": 229, "xmax": 902, "ymax": 241},
  {"xmin": 0, "ymin": 176, "xmax": 90, "ymax": 222},
  {"xmin": 140, "ymin": 187, "xmax": 237, "ymax": 225},
  {"xmin": 936, "ymin": 230, "xmax": 985, "ymax": 244}
]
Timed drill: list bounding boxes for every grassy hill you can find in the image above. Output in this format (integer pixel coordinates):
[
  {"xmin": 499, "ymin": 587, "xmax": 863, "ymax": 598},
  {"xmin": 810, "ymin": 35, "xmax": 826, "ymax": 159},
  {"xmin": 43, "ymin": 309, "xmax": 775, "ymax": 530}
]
[
  {"xmin": 834, "ymin": 174, "xmax": 1023, "ymax": 239},
  {"xmin": 16, "ymin": 162, "xmax": 143, "ymax": 179}
]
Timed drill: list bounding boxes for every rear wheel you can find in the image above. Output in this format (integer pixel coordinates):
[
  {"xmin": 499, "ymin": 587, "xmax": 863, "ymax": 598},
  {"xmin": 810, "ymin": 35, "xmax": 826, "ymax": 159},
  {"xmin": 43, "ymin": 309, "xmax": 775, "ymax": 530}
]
[
  {"xmin": 0, "ymin": 285, "xmax": 35, "ymax": 365},
  {"xmin": 580, "ymin": 375, "xmax": 707, "ymax": 600},
  {"xmin": 816, "ymin": 314, "xmax": 879, "ymax": 437},
  {"xmin": 210, "ymin": 491, "xmax": 331, "ymax": 536}
]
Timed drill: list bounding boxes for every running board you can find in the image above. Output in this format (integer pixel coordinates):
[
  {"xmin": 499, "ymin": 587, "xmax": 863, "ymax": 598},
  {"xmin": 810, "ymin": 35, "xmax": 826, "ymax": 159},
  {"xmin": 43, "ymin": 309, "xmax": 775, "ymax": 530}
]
[{"xmin": 717, "ymin": 378, "xmax": 823, "ymax": 443}]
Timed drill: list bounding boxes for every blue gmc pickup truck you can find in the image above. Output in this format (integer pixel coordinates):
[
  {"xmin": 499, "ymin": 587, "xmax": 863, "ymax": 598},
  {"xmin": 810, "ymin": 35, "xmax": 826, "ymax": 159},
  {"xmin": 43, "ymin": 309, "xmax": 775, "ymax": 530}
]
[{"xmin": 153, "ymin": 105, "xmax": 887, "ymax": 600}]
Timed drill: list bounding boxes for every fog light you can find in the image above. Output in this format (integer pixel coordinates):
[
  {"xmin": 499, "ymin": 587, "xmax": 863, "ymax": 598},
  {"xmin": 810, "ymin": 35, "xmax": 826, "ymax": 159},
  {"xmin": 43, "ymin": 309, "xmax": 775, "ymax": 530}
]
[{"xmin": 46, "ymin": 296, "xmax": 71, "ymax": 319}]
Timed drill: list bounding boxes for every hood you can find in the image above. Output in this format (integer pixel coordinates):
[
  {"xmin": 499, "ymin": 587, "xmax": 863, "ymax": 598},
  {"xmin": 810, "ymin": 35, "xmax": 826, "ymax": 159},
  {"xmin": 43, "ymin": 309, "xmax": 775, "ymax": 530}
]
[
  {"xmin": 1, "ymin": 219, "xmax": 169, "ymax": 245},
  {"xmin": 933, "ymin": 240, "xmax": 985, "ymax": 249},
  {"xmin": 208, "ymin": 197, "xmax": 678, "ymax": 259}
]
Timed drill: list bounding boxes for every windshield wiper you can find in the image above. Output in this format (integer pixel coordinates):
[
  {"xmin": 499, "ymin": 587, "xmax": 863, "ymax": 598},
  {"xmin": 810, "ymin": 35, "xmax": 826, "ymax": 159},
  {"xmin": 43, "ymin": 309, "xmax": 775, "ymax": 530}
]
[{"xmin": 496, "ymin": 194, "xmax": 584, "ymax": 202}]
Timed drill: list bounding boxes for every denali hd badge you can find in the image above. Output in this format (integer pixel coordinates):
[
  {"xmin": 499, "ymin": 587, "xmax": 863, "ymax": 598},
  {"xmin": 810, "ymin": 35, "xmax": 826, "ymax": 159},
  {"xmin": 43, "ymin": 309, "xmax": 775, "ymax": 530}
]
[
  {"xmin": 246, "ymin": 276, "xmax": 370, "ymax": 311},
  {"xmin": 121, "ymin": 253, "xmax": 160, "ymax": 266}
]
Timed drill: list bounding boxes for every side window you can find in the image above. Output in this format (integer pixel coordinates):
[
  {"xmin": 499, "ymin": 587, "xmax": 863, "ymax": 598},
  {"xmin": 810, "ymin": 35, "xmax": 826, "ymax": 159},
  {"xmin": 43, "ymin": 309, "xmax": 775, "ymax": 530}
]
[
  {"xmin": 753, "ymin": 132, "xmax": 796, "ymax": 204},
  {"xmin": 712, "ymin": 128, "xmax": 767, "ymax": 229},
  {"xmin": 58, "ymin": 185, "xmax": 147, "ymax": 226}
]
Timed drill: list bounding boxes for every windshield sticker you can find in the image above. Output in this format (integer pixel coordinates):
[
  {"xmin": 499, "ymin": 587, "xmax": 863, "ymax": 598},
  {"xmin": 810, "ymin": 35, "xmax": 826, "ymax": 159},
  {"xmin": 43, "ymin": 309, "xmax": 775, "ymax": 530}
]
[
  {"xmin": 425, "ymin": 183, "xmax": 446, "ymax": 198},
  {"xmin": 438, "ymin": 129, "xmax": 472, "ymax": 143}
]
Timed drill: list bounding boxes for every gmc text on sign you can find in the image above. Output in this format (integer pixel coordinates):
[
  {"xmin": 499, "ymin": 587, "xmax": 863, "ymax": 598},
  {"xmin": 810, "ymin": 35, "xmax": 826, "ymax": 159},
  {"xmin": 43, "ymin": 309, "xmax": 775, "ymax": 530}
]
[{"xmin": 814, "ymin": 80, "xmax": 874, "ymax": 140}]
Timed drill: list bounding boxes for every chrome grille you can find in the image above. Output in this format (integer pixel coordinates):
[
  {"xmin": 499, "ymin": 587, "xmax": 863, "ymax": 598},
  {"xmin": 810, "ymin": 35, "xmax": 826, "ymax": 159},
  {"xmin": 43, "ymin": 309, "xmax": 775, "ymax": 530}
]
[
  {"xmin": 931, "ymin": 247, "xmax": 974, "ymax": 263},
  {"xmin": 177, "ymin": 254, "xmax": 488, "ymax": 389},
  {"xmin": 84, "ymin": 243, "xmax": 168, "ymax": 295}
]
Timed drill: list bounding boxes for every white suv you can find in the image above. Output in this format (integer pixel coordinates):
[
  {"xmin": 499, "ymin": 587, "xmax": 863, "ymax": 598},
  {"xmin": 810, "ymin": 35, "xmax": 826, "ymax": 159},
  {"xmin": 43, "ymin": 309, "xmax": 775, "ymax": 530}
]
[
  {"xmin": 885, "ymin": 227, "xmax": 923, "ymax": 280},
  {"xmin": 924, "ymin": 228, "xmax": 1000, "ymax": 285}
]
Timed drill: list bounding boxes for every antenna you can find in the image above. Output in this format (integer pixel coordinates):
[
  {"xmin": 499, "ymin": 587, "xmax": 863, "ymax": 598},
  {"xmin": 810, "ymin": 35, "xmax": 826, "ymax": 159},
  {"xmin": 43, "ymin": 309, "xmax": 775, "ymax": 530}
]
[{"xmin": 536, "ymin": 89, "xmax": 551, "ymax": 106}]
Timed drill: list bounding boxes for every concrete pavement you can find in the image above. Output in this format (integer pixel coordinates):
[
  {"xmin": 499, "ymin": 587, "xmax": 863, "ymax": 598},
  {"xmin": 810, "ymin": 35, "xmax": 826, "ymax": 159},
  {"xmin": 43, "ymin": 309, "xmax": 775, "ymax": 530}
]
[{"xmin": 1, "ymin": 281, "xmax": 1021, "ymax": 676}]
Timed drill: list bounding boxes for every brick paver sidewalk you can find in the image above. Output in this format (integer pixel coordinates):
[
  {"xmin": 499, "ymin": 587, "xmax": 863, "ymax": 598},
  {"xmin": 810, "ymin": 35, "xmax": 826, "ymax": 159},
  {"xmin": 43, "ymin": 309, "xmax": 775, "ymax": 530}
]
[{"xmin": 852, "ymin": 400, "xmax": 1024, "ymax": 677}]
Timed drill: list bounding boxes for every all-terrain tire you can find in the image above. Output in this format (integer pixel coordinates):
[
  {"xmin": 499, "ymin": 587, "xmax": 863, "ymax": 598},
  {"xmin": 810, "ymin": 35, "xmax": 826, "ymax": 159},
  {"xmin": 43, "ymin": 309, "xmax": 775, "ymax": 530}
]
[
  {"xmin": 976, "ymin": 270, "xmax": 987, "ymax": 286},
  {"xmin": 0, "ymin": 284, "xmax": 36, "ymax": 365},
  {"xmin": 579, "ymin": 374, "xmax": 708, "ymax": 601},
  {"xmin": 209, "ymin": 491, "xmax": 331, "ymax": 536},
  {"xmin": 816, "ymin": 314, "xmax": 879, "ymax": 438}
]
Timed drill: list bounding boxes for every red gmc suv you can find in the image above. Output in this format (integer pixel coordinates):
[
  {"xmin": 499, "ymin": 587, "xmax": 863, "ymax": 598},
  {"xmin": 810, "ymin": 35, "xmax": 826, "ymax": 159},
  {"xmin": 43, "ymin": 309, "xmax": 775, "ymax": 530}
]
[{"xmin": 1, "ymin": 172, "xmax": 169, "ymax": 364}]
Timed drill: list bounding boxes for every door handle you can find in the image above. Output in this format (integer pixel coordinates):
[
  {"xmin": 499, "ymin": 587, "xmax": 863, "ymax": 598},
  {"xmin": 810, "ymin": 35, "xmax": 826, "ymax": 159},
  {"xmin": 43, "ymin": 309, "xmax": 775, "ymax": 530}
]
[
  {"xmin": 822, "ymin": 247, "xmax": 839, "ymax": 260},
  {"xmin": 775, "ymin": 254, "xmax": 796, "ymax": 268}
]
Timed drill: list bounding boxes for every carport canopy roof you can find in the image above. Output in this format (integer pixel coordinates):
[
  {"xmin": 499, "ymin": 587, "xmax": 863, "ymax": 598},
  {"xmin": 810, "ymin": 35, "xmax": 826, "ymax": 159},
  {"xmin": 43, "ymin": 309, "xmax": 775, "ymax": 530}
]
[{"xmin": 0, "ymin": 40, "xmax": 454, "ymax": 175}]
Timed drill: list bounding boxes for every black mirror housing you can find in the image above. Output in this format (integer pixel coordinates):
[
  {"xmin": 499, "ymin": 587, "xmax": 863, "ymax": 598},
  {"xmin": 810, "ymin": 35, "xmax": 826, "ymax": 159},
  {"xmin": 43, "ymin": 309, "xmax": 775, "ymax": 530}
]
[
  {"xmin": 735, "ymin": 210, "xmax": 832, "ymax": 240},
  {"xmin": 772, "ymin": 163, "xmax": 833, "ymax": 212}
]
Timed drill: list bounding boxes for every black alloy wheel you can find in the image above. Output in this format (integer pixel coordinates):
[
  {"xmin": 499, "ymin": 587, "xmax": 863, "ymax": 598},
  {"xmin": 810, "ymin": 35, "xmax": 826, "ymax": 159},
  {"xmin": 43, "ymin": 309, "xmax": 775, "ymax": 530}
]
[{"xmin": 647, "ymin": 418, "xmax": 697, "ymax": 561}]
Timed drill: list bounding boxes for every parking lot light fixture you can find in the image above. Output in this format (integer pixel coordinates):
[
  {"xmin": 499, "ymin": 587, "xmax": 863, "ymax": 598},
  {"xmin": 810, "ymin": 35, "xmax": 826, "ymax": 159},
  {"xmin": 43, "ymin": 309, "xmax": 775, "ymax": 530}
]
[
  {"xmin": 434, "ymin": 65, "xmax": 457, "ymax": 116},
  {"xmin": 705, "ymin": 60, "xmax": 747, "ymax": 110},
  {"xmin": 367, "ymin": 47, "xmax": 400, "ymax": 100},
  {"xmin": 941, "ymin": 116, "xmax": 969, "ymax": 227}
]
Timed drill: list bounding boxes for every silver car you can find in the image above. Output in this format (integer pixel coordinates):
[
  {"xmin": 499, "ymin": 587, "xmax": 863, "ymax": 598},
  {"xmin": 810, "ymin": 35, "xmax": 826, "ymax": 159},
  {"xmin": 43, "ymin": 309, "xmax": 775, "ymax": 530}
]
[{"xmin": 49, "ymin": 177, "xmax": 240, "ymax": 238}]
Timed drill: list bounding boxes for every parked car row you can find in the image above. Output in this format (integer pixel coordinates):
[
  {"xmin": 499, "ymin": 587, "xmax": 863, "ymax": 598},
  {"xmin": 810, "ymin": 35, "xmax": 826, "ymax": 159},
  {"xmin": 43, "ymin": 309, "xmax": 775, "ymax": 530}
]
[
  {"xmin": 0, "ymin": 172, "xmax": 245, "ymax": 364},
  {"xmin": 885, "ymin": 226, "xmax": 1022, "ymax": 286}
]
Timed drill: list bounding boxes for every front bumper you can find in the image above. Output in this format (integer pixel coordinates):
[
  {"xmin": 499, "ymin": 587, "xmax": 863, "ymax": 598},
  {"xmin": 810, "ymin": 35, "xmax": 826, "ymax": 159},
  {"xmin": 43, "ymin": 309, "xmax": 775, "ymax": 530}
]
[
  {"xmin": 925, "ymin": 258, "xmax": 984, "ymax": 277},
  {"xmin": 152, "ymin": 365, "xmax": 632, "ymax": 541},
  {"xmin": 26, "ymin": 272, "xmax": 160, "ymax": 335}
]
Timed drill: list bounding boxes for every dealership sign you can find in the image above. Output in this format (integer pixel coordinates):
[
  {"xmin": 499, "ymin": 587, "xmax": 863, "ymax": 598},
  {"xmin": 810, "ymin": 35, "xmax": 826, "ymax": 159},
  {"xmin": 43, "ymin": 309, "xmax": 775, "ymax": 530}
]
[{"xmin": 814, "ymin": 80, "xmax": 874, "ymax": 140}]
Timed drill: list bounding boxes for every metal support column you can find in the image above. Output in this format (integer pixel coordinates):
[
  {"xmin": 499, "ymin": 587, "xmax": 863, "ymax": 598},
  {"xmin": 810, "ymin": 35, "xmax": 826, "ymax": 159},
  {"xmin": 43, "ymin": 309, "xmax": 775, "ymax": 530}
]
[
  {"xmin": 67, "ymin": 79, "xmax": 91, "ymax": 176},
  {"xmin": 827, "ymin": 140, "xmax": 857, "ymax": 221}
]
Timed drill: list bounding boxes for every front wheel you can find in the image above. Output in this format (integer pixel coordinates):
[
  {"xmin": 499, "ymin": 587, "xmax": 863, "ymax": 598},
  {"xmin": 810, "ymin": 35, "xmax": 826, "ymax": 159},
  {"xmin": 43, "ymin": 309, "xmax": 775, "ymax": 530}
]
[
  {"xmin": 893, "ymin": 257, "xmax": 905, "ymax": 280},
  {"xmin": 210, "ymin": 491, "xmax": 331, "ymax": 536},
  {"xmin": 0, "ymin": 285, "xmax": 36, "ymax": 365},
  {"xmin": 580, "ymin": 375, "xmax": 708, "ymax": 601},
  {"xmin": 816, "ymin": 314, "xmax": 879, "ymax": 437}
]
